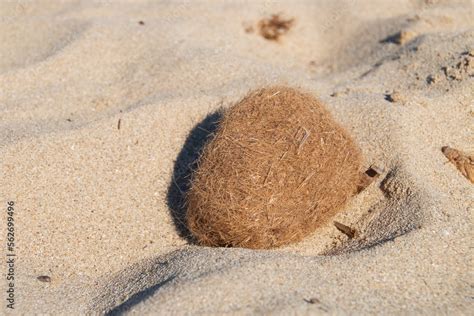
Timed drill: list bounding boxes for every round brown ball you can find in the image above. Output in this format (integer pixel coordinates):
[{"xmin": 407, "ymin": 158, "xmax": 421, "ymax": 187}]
[{"xmin": 186, "ymin": 86, "xmax": 362, "ymax": 249}]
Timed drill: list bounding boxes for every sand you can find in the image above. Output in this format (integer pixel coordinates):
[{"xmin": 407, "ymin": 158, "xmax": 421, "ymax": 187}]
[{"xmin": 0, "ymin": 0, "xmax": 472, "ymax": 314}]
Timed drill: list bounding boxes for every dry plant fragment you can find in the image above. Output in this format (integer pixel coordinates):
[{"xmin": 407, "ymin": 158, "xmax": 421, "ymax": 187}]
[
  {"xmin": 442, "ymin": 146, "xmax": 474, "ymax": 183},
  {"xmin": 186, "ymin": 86, "xmax": 363, "ymax": 249},
  {"xmin": 37, "ymin": 275, "xmax": 51, "ymax": 282},
  {"xmin": 334, "ymin": 221, "xmax": 356, "ymax": 239},
  {"xmin": 258, "ymin": 14, "xmax": 294, "ymax": 41}
]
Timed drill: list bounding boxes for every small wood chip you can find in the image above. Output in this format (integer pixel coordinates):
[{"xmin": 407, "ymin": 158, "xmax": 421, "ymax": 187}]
[
  {"xmin": 117, "ymin": 118, "xmax": 121, "ymax": 130},
  {"xmin": 138, "ymin": 21, "xmax": 145, "ymax": 25},
  {"xmin": 37, "ymin": 275, "xmax": 51, "ymax": 282},
  {"xmin": 356, "ymin": 166, "xmax": 382, "ymax": 193},
  {"xmin": 442, "ymin": 146, "xmax": 474, "ymax": 183},
  {"xmin": 334, "ymin": 221, "xmax": 356, "ymax": 239}
]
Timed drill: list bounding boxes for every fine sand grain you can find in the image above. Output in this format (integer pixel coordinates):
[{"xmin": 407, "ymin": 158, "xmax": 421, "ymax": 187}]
[{"xmin": 0, "ymin": 0, "xmax": 472, "ymax": 314}]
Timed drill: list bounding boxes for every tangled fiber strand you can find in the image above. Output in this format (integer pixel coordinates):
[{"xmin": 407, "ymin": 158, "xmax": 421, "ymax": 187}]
[{"xmin": 186, "ymin": 86, "xmax": 363, "ymax": 249}]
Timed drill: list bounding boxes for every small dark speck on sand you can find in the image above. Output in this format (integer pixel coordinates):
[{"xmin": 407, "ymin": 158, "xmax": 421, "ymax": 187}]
[
  {"xmin": 304, "ymin": 297, "xmax": 329, "ymax": 311},
  {"xmin": 304, "ymin": 297, "xmax": 321, "ymax": 304},
  {"xmin": 117, "ymin": 118, "xmax": 121, "ymax": 130},
  {"xmin": 138, "ymin": 21, "xmax": 145, "ymax": 25}
]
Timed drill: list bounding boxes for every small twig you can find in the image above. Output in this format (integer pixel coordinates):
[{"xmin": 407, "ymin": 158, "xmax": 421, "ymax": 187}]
[
  {"xmin": 224, "ymin": 136, "xmax": 266, "ymax": 155},
  {"xmin": 37, "ymin": 275, "xmax": 51, "ymax": 282},
  {"xmin": 334, "ymin": 221, "xmax": 356, "ymax": 239},
  {"xmin": 263, "ymin": 163, "xmax": 274, "ymax": 185},
  {"xmin": 304, "ymin": 297, "xmax": 320, "ymax": 304},
  {"xmin": 296, "ymin": 171, "xmax": 315, "ymax": 190},
  {"xmin": 297, "ymin": 127, "xmax": 310, "ymax": 154},
  {"xmin": 268, "ymin": 90, "xmax": 281, "ymax": 98},
  {"xmin": 172, "ymin": 175, "xmax": 184, "ymax": 195},
  {"xmin": 197, "ymin": 126, "xmax": 211, "ymax": 133}
]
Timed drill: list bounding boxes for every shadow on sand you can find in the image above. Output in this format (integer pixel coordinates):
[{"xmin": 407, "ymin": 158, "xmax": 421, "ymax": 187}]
[
  {"xmin": 166, "ymin": 110, "xmax": 223, "ymax": 241},
  {"xmin": 106, "ymin": 276, "xmax": 176, "ymax": 316}
]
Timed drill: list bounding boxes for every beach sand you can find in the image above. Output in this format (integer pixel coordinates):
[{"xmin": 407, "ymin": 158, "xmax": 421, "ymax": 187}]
[{"xmin": 0, "ymin": 0, "xmax": 472, "ymax": 314}]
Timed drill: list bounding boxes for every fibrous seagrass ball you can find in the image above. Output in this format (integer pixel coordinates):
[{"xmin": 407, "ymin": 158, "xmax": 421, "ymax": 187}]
[{"xmin": 186, "ymin": 86, "xmax": 362, "ymax": 249}]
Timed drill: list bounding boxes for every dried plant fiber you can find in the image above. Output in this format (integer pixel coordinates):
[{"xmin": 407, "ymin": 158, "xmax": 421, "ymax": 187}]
[{"xmin": 186, "ymin": 86, "xmax": 363, "ymax": 249}]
